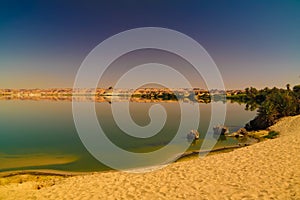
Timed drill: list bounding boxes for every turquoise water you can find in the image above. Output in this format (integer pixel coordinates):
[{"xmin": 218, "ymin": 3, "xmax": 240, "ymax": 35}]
[{"xmin": 0, "ymin": 100, "xmax": 256, "ymax": 172}]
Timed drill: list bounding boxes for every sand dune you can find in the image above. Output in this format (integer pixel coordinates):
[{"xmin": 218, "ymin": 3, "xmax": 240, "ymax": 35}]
[{"xmin": 0, "ymin": 115, "xmax": 300, "ymax": 199}]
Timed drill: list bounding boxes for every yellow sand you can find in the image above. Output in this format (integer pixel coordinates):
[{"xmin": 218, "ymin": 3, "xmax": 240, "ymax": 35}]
[{"xmin": 0, "ymin": 115, "xmax": 299, "ymax": 200}]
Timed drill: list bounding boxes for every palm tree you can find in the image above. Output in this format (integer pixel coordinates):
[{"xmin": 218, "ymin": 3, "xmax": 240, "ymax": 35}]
[{"xmin": 286, "ymin": 83, "xmax": 290, "ymax": 91}]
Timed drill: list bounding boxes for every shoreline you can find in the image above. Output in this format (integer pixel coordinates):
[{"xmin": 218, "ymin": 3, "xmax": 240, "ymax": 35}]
[
  {"xmin": 0, "ymin": 137, "xmax": 258, "ymax": 179},
  {"xmin": 0, "ymin": 170, "xmax": 88, "ymax": 179},
  {"xmin": 1, "ymin": 115, "xmax": 299, "ymax": 199}
]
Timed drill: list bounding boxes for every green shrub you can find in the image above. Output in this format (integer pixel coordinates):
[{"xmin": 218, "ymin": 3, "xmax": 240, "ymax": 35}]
[
  {"xmin": 263, "ymin": 131, "xmax": 279, "ymax": 139},
  {"xmin": 245, "ymin": 86, "xmax": 300, "ymax": 130}
]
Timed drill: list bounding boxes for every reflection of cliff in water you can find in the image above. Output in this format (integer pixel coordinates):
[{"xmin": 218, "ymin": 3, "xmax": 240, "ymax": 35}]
[{"xmin": 0, "ymin": 95, "xmax": 213, "ymax": 103}]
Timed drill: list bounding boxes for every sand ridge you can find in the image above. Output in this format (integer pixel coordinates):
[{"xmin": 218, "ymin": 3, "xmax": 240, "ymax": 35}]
[{"xmin": 0, "ymin": 115, "xmax": 300, "ymax": 200}]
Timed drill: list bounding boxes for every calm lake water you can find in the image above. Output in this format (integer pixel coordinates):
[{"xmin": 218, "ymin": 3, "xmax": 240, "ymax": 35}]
[{"xmin": 0, "ymin": 100, "xmax": 256, "ymax": 172}]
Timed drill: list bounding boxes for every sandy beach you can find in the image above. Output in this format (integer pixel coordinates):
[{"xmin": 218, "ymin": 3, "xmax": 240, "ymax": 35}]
[{"xmin": 1, "ymin": 115, "xmax": 299, "ymax": 200}]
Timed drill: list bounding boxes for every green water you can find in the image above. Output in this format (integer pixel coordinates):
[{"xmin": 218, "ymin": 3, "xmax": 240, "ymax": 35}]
[{"xmin": 0, "ymin": 100, "xmax": 256, "ymax": 172}]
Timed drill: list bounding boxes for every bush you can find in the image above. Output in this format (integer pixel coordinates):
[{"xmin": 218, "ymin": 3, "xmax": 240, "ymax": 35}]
[
  {"xmin": 263, "ymin": 131, "xmax": 279, "ymax": 139},
  {"xmin": 245, "ymin": 85, "xmax": 300, "ymax": 131}
]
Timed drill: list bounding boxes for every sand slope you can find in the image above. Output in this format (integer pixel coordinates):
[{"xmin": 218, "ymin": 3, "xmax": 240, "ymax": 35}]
[{"xmin": 1, "ymin": 115, "xmax": 300, "ymax": 200}]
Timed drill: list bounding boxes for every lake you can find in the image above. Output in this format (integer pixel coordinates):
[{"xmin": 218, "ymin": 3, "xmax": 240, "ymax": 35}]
[{"xmin": 0, "ymin": 99, "xmax": 256, "ymax": 172}]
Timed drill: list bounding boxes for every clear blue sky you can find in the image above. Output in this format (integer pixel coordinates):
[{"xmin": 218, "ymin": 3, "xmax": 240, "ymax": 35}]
[{"xmin": 0, "ymin": 0, "xmax": 299, "ymax": 89}]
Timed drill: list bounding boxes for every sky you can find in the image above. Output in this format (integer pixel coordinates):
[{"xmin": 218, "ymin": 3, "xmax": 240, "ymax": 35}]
[{"xmin": 0, "ymin": 0, "xmax": 300, "ymax": 89}]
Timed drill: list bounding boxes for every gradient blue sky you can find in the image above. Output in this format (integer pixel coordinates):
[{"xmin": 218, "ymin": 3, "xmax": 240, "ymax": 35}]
[{"xmin": 0, "ymin": 0, "xmax": 299, "ymax": 89}]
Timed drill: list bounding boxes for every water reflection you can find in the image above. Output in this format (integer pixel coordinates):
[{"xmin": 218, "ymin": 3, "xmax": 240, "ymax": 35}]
[{"xmin": 0, "ymin": 99, "xmax": 256, "ymax": 172}]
